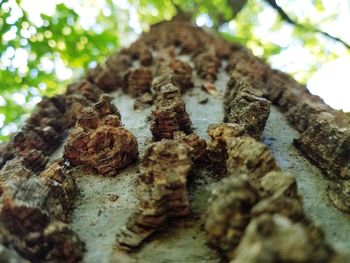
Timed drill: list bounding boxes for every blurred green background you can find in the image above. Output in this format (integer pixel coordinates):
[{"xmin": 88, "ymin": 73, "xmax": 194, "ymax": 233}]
[{"xmin": 0, "ymin": 0, "xmax": 349, "ymax": 142}]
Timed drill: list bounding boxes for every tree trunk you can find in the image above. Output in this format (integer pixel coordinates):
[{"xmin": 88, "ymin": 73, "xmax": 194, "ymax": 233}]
[{"xmin": 0, "ymin": 15, "xmax": 349, "ymax": 263}]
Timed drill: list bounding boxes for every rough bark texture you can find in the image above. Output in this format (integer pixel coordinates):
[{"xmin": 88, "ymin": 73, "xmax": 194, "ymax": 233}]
[
  {"xmin": 224, "ymin": 72, "xmax": 271, "ymax": 139},
  {"xmin": 0, "ymin": 161, "xmax": 84, "ymax": 262},
  {"xmin": 0, "ymin": 15, "xmax": 349, "ymax": 263},
  {"xmin": 64, "ymin": 94, "xmax": 138, "ymax": 176},
  {"xmin": 205, "ymin": 133, "xmax": 335, "ymax": 262},
  {"xmin": 116, "ymin": 140, "xmax": 192, "ymax": 250},
  {"xmin": 265, "ymin": 70, "xmax": 350, "ymax": 180}
]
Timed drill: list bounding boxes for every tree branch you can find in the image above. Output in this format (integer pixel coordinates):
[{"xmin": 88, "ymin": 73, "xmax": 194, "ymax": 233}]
[
  {"xmin": 215, "ymin": 0, "xmax": 248, "ymax": 29},
  {"xmin": 264, "ymin": 0, "xmax": 350, "ymax": 49}
]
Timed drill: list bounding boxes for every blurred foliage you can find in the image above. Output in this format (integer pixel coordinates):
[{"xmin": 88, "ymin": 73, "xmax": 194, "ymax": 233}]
[
  {"xmin": 0, "ymin": 0, "xmax": 349, "ymax": 141},
  {"xmin": 0, "ymin": 0, "xmax": 121, "ymax": 141}
]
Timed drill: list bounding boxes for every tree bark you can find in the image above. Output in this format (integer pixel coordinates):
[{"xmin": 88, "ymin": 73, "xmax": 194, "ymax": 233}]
[{"xmin": 0, "ymin": 15, "xmax": 349, "ymax": 262}]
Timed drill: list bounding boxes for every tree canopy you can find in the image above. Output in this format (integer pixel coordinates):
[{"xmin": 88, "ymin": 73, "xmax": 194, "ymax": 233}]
[{"xmin": 0, "ymin": 0, "xmax": 349, "ymax": 142}]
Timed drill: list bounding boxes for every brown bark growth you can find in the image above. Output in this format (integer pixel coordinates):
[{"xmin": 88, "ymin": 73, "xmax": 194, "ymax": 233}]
[
  {"xmin": 116, "ymin": 140, "xmax": 192, "ymax": 250},
  {"xmin": 266, "ymin": 70, "xmax": 350, "ymax": 180},
  {"xmin": 224, "ymin": 72, "xmax": 271, "ymax": 139},
  {"xmin": 205, "ymin": 128, "xmax": 337, "ymax": 262},
  {"xmin": 0, "ymin": 161, "xmax": 83, "ymax": 262},
  {"xmin": 150, "ymin": 82, "xmax": 192, "ymax": 140},
  {"xmin": 64, "ymin": 94, "xmax": 138, "ymax": 176}
]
